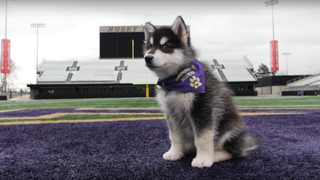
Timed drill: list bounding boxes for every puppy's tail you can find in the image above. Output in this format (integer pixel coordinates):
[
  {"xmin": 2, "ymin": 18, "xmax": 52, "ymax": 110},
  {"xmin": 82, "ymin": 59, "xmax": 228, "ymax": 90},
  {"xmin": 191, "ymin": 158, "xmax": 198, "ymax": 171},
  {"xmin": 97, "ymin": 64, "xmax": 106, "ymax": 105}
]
[{"xmin": 245, "ymin": 136, "xmax": 260, "ymax": 151}]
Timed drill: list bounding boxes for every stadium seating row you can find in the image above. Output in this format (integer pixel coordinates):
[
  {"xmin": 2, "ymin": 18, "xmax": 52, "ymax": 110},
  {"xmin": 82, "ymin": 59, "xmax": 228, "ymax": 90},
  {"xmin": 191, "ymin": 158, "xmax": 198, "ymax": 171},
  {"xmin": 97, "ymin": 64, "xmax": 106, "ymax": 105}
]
[
  {"xmin": 37, "ymin": 57, "xmax": 257, "ymax": 84},
  {"xmin": 287, "ymin": 74, "xmax": 320, "ymax": 87}
]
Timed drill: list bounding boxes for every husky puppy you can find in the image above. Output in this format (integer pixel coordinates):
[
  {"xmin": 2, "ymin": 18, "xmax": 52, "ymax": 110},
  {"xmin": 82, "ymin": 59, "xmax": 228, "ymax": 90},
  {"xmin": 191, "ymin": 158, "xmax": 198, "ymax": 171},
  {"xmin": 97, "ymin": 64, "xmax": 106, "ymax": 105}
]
[{"xmin": 143, "ymin": 16, "xmax": 259, "ymax": 168}]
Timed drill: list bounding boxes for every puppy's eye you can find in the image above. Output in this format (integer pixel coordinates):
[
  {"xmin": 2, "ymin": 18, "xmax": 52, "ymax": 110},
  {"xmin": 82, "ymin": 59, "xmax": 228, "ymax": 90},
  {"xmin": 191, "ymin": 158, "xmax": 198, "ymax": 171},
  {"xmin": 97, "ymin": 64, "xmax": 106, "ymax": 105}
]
[
  {"xmin": 161, "ymin": 44, "xmax": 170, "ymax": 50},
  {"xmin": 147, "ymin": 44, "xmax": 153, "ymax": 49}
]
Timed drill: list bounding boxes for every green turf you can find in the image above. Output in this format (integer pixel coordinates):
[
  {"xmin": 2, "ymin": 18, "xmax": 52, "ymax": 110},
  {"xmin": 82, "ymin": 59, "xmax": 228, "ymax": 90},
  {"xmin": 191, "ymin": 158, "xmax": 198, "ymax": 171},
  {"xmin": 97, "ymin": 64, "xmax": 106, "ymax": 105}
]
[
  {"xmin": 0, "ymin": 114, "xmax": 165, "ymax": 123},
  {"xmin": 1, "ymin": 96, "xmax": 320, "ymax": 111},
  {"xmin": 1, "ymin": 96, "xmax": 319, "ymax": 124},
  {"xmin": 0, "ymin": 98, "xmax": 159, "ymax": 110},
  {"xmin": 234, "ymin": 96, "xmax": 320, "ymax": 108}
]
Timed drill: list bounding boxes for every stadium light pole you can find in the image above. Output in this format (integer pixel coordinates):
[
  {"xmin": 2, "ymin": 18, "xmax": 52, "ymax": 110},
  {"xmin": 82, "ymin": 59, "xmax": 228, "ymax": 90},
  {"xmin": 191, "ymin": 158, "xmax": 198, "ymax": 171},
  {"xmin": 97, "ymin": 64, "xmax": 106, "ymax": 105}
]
[
  {"xmin": 3, "ymin": 0, "xmax": 8, "ymax": 93},
  {"xmin": 30, "ymin": 23, "xmax": 45, "ymax": 83},
  {"xmin": 282, "ymin": 52, "xmax": 291, "ymax": 75},
  {"xmin": 310, "ymin": 66, "xmax": 312, "ymax": 74},
  {"xmin": 265, "ymin": 0, "xmax": 279, "ymax": 73},
  {"xmin": 265, "ymin": 0, "xmax": 278, "ymax": 41}
]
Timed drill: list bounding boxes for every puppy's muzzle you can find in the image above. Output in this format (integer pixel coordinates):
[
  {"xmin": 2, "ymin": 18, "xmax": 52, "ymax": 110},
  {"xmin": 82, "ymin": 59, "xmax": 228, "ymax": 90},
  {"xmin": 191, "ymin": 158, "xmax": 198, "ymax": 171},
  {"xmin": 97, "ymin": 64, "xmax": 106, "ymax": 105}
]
[{"xmin": 144, "ymin": 55, "xmax": 154, "ymax": 65}]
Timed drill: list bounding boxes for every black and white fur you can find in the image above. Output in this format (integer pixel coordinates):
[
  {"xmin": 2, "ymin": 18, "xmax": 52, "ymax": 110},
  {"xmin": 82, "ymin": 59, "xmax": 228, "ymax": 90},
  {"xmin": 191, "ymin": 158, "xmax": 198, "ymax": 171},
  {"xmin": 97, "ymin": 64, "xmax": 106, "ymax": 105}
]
[{"xmin": 143, "ymin": 16, "xmax": 259, "ymax": 168}]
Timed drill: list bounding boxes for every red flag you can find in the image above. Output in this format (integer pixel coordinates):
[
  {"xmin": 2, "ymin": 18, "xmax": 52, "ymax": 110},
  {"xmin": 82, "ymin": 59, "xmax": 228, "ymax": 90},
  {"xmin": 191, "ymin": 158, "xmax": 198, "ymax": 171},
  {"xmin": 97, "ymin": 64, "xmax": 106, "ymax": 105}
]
[
  {"xmin": 270, "ymin": 40, "xmax": 279, "ymax": 71},
  {"xmin": 1, "ymin": 39, "xmax": 11, "ymax": 74}
]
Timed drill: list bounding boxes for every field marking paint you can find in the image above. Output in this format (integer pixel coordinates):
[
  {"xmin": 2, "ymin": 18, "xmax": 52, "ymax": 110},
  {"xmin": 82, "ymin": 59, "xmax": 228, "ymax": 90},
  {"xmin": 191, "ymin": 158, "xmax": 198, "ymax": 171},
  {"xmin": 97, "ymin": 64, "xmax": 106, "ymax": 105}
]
[
  {"xmin": 0, "ymin": 112, "xmax": 308, "ymax": 126},
  {"xmin": 238, "ymin": 105, "xmax": 320, "ymax": 108},
  {"xmin": 76, "ymin": 107, "xmax": 320, "ymax": 110},
  {"xmin": 75, "ymin": 108, "xmax": 162, "ymax": 110},
  {"xmin": 240, "ymin": 112, "xmax": 307, "ymax": 116},
  {"xmin": 0, "ymin": 108, "xmax": 76, "ymax": 112},
  {"xmin": 1, "ymin": 107, "xmax": 319, "ymax": 114},
  {"xmin": 0, "ymin": 109, "xmax": 28, "ymax": 113},
  {"xmin": 0, "ymin": 117, "xmax": 166, "ymax": 126},
  {"xmin": 0, "ymin": 111, "xmax": 306, "ymax": 121},
  {"xmin": 0, "ymin": 113, "xmax": 165, "ymax": 120}
]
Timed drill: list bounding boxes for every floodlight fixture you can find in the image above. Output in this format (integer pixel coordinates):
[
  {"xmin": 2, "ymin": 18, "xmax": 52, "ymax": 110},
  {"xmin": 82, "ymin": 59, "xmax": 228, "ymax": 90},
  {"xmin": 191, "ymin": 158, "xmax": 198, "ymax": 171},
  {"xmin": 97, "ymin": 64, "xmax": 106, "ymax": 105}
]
[
  {"xmin": 265, "ymin": 0, "xmax": 278, "ymax": 40},
  {"xmin": 30, "ymin": 23, "xmax": 46, "ymax": 83},
  {"xmin": 265, "ymin": 0, "xmax": 278, "ymax": 7},
  {"xmin": 282, "ymin": 52, "xmax": 291, "ymax": 75}
]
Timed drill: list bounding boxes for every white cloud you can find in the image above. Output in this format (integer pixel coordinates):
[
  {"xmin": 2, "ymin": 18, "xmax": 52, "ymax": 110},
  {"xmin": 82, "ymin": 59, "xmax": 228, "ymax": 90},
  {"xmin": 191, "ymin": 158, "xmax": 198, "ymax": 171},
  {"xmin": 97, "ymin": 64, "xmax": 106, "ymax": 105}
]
[{"xmin": 0, "ymin": 0, "xmax": 320, "ymax": 90}]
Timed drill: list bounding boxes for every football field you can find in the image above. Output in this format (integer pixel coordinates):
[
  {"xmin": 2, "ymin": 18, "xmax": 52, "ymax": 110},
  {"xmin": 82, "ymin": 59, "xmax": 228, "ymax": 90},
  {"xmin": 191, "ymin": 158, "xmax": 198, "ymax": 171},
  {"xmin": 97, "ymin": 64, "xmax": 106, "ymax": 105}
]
[
  {"xmin": 1, "ymin": 95, "xmax": 320, "ymax": 110},
  {"xmin": 1, "ymin": 96, "xmax": 320, "ymax": 125},
  {"xmin": 0, "ymin": 96, "xmax": 319, "ymax": 179}
]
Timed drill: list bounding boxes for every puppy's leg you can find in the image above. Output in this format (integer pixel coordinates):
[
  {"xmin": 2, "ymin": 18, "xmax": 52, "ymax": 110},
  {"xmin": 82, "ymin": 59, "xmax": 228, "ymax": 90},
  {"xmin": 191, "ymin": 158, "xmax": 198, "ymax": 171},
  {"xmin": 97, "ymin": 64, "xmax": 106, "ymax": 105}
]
[
  {"xmin": 191, "ymin": 129, "xmax": 214, "ymax": 168},
  {"xmin": 213, "ymin": 150, "xmax": 232, "ymax": 163},
  {"xmin": 163, "ymin": 125, "xmax": 185, "ymax": 161}
]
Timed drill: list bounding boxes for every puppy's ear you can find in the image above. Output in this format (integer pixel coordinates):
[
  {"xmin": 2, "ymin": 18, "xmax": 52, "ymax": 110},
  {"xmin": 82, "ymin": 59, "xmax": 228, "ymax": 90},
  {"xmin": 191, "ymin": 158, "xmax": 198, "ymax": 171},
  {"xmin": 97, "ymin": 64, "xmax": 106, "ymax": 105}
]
[
  {"xmin": 144, "ymin": 22, "xmax": 156, "ymax": 41},
  {"xmin": 171, "ymin": 16, "xmax": 189, "ymax": 44}
]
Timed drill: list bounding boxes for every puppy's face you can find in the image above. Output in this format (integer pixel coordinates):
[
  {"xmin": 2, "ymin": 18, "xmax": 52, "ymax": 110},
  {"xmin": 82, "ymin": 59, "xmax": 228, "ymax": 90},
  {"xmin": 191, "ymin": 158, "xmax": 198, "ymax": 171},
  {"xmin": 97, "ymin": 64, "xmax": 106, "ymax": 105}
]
[
  {"xmin": 143, "ymin": 16, "xmax": 189, "ymax": 79},
  {"xmin": 144, "ymin": 29, "xmax": 184, "ymax": 79}
]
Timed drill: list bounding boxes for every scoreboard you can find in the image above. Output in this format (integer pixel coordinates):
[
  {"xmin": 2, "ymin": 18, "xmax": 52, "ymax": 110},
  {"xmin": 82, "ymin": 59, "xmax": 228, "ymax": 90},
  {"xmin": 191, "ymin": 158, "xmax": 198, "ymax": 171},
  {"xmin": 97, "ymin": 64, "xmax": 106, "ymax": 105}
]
[
  {"xmin": 99, "ymin": 26, "xmax": 145, "ymax": 59},
  {"xmin": 99, "ymin": 25, "xmax": 190, "ymax": 59}
]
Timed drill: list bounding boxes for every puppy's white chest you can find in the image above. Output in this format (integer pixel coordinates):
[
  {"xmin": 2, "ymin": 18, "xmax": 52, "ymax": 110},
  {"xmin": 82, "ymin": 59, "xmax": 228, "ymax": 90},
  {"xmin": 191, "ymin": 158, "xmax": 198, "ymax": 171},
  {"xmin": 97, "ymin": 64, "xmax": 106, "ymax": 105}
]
[{"xmin": 157, "ymin": 90, "xmax": 195, "ymax": 113}]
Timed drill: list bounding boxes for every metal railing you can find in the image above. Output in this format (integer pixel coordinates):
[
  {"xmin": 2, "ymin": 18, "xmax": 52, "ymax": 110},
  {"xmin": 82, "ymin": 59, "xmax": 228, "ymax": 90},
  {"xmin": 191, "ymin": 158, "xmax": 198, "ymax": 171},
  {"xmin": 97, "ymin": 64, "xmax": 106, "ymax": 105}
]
[{"xmin": 286, "ymin": 75, "xmax": 309, "ymax": 85}]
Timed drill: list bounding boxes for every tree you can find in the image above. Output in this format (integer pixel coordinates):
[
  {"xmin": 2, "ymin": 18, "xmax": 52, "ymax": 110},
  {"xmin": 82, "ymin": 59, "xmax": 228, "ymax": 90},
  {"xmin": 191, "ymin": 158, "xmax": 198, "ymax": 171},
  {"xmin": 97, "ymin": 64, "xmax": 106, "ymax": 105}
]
[
  {"xmin": 1, "ymin": 59, "xmax": 20, "ymax": 92},
  {"xmin": 254, "ymin": 63, "xmax": 276, "ymax": 78}
]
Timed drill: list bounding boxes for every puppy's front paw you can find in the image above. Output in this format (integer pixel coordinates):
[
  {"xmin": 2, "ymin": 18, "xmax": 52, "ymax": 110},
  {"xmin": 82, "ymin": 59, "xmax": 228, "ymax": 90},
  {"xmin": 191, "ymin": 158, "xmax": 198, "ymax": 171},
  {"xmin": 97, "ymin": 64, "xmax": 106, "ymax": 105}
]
[
  {"xmin": 191, "ymin": 157, "xmax": 214, "ymax": 168},
  {"xmin": 163, "ymin": 151, "xmax": 184, "ymax": 161}
]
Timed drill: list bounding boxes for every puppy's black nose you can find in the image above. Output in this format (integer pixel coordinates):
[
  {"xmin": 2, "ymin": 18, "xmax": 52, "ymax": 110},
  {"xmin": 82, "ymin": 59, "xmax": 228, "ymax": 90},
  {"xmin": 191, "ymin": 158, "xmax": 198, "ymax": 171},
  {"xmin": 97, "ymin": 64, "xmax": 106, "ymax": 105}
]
[{"xmin": 145, "ymin": 55, "xmax": 154, "ymax": 64}]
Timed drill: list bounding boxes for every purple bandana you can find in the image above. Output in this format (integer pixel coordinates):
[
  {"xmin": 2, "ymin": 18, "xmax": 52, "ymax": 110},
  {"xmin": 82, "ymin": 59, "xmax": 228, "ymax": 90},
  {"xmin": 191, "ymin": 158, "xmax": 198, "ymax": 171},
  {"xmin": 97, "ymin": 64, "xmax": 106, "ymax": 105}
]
[{"xmin": 157, "ymin": 60, "xmax": 205, "ymax": 94}]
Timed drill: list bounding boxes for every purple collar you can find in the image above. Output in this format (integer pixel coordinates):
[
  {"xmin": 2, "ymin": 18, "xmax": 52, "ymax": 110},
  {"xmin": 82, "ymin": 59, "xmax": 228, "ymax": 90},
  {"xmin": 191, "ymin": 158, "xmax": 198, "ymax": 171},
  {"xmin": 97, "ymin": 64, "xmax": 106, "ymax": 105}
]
[{"xmin": 157, "ymin": 60, "xmax": 205, "ymax": 94}]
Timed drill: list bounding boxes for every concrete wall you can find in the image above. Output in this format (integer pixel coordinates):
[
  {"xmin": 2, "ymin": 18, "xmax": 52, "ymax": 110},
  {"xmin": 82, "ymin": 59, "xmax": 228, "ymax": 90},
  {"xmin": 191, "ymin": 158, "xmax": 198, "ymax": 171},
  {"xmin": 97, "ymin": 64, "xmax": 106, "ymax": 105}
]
[
  {"xmin": 0, "ymin": 92, "xmax": 28, "ymax": 100},
  {"xmin": 30, "ymin": 88, "xmax": 39, "ymax": 100},
  {"xmin": 256, "ymin": 86, "xmax": 286, "ymax": 96}
]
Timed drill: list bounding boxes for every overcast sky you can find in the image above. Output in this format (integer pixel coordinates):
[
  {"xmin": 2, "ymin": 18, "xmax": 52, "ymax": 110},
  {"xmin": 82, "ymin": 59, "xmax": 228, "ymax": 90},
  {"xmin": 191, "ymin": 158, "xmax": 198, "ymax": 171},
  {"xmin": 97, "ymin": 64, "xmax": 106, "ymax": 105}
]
[{"xmin": 1, "ymin": 0, "xmax": 320, "ymax": 89}]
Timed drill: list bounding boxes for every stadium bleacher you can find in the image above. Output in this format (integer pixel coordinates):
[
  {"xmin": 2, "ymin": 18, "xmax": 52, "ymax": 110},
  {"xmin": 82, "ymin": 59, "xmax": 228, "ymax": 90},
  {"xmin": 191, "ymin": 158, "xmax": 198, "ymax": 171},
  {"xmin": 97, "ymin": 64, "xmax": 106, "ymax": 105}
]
[
  {"xmin": 287, "ymin": 74, "xmax": 320, "ymax": 87},
  {"xmin": 216, "ymin": 57, "xmax": 256, "ymax": 82},
  {"xmin": 310, "ymin": 81, "xmax": 320, "ymax": 86},
  {"xmin": 72, "ymin": 60, "xmax": 118, "ymax": 82},
  {"xmin": 38, "ymin": 61, "xmax": 71, "ymax": 82},
  {"xmin": 37, "ymin": 57, "xmax": 256, "ymax": 84},
  {"xmin": 120, "ymin": 60, "xmax": 157, "ymax": 84},
  {"xmin": 282, "ymin": 73, "xmax": 320, "ymax": 96},
  {"xmin": 29, "ymin": 56, "xmax": 257, "ymax": 99}
]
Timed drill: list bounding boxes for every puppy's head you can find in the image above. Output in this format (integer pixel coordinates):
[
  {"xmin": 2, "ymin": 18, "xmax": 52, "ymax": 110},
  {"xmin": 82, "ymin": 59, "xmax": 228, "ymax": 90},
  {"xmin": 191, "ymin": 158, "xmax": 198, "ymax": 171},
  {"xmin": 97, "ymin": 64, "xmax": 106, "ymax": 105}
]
[{"xmin": 143, "ymin": 16, "xmax": 194, "ymax": 79}]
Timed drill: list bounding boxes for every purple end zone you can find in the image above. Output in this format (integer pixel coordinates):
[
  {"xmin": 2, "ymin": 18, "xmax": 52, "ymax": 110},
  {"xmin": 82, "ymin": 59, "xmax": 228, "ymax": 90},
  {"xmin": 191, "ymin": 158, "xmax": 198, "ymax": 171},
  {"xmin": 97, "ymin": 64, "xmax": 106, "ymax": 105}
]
[
  {"xmin": 0, "ymin": 120, "xmax": 170, "ymax": 179},
  {"xmin": 1, "ymin": 108, "xmax": 319, "ymax": 119},
  {"xmin": 0, "ymin": 109, "xmax": 163, "ymax": 118},
  {"xmin": 240, "ymin": 109, "xmax": 319, "ymax": 113},
  {"xmin": 0, "ymin": 109, "xmax": 319, "ymax": 179}
]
